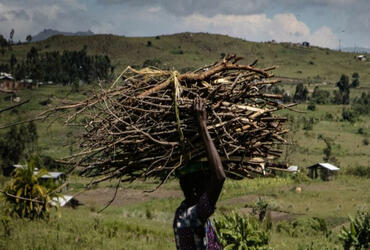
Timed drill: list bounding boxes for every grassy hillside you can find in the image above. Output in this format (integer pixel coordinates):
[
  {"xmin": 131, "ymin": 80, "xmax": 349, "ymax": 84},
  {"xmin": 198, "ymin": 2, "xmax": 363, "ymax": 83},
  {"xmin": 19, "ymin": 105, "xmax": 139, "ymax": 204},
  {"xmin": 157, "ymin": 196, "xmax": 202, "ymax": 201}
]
[{"xmin": 1, "ymin": 32, "xmax": 369, "ymax": 85}]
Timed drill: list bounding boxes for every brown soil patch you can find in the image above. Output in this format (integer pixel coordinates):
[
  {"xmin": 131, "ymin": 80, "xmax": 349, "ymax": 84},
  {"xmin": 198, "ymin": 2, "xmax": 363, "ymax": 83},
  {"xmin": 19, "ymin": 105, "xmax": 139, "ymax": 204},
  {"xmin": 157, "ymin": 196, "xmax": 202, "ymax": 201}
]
[
  {"xmin": 76, "ymin": 187, "xmax": 182, "ymax": 207},
  {"xmin": 220, "ymin": 195, "xmax": 259, "ymax": 206}
]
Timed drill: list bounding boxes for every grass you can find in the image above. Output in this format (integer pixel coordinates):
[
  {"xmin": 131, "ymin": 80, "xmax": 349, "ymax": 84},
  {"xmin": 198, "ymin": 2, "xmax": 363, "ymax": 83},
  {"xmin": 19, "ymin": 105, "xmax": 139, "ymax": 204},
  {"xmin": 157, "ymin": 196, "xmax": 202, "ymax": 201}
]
[{"xmin": 1, "ymin": 176, "xmax": 369, "ymax": 250}]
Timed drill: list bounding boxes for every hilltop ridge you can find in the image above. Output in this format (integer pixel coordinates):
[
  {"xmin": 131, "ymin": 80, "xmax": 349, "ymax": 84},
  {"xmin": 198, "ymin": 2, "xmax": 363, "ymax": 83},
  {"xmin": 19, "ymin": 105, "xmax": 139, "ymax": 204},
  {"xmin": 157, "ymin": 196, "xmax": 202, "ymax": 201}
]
[{"xmin": 1, "ymin": 32, "xmax": 369, "ymax": 84}]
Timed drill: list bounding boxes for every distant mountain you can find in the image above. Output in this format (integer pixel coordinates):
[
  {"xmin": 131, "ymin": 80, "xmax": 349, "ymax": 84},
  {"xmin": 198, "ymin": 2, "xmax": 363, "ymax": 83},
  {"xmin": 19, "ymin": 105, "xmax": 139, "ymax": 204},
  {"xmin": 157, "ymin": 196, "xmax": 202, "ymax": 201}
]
[
  {"xmin": 32, "ymin": 29, "xmax": 94, "ymax": 42},
  {"xmin": 342, "ymin": 47, "xmax": 370, "ymax": 54}
]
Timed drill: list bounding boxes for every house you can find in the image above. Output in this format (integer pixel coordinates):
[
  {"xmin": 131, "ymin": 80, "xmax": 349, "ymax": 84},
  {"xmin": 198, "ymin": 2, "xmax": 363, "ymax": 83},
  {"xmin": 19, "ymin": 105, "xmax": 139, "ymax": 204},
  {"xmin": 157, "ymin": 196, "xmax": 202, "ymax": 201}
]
[
  {"xmin": 4, "ymin": 164, "xmax": 67, "ymax": 190},
  {"xmin": 307, "ymin": 163, "xmax": 339, "ymax": 181},
  {"xmin": 0, "ymin": 72, "xmax": 37, "ymax": 90}
]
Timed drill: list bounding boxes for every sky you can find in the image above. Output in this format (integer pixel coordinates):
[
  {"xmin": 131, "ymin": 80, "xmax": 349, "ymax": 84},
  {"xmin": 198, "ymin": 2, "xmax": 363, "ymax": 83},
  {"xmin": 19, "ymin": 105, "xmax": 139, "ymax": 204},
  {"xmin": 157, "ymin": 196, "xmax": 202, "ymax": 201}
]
[{"xmin": 0, "ymin": 0, "xmax": 369, "ymax": 50}]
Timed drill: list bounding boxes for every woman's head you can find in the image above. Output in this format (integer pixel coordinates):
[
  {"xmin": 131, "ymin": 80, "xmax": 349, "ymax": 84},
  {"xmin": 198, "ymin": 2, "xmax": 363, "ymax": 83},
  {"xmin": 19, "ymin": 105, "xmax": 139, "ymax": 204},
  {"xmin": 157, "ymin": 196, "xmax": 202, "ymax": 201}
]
[{"xmin": 179, "ymin": 170, "xmax": 208, "ymax": 206}]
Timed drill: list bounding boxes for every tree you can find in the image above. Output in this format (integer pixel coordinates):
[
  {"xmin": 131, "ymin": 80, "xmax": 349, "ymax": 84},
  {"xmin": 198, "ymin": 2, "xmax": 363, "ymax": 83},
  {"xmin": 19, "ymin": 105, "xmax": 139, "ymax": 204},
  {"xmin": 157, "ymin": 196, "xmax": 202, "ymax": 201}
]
[
  {"xmin": 351, "ymin": 72, "xmax": 360, "ymax": 88},
  {"xmin": 9, "ymin": 54, "xmax": 17, "ymax": 72},
  {"xmin": 26, "ymin": 35, "xmax": 32, "ymax": 43},
  {"xmin": 293, "ymin": 83, "xmax": 308, "ymax": 103},
  {"xmin": 336, "ymin": 74, "xmax": 350, "ymax": 104},
  {"xmin": 9, "ymin": 29, "xmax": 14, "ymax": 45},
  {"xmin": 0, "ymin": 126, "xmax": 26, "ymax": 168},
  {"xmin": 317, "ymin": 135, "xmax": 339, "ymax": 165}
]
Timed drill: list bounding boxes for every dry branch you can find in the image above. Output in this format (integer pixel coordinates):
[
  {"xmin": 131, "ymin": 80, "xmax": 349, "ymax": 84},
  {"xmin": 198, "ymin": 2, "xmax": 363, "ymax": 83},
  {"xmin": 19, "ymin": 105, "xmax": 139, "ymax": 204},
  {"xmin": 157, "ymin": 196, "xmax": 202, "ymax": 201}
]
[{"xmin": 43, "ymin": 55, "xmax": 290, "ymax": 183}]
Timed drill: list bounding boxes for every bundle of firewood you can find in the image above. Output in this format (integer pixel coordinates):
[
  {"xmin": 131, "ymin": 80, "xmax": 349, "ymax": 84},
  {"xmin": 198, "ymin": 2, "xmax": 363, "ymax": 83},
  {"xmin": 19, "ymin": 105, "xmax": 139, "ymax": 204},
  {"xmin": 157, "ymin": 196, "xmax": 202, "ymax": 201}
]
[{"xmin": 56, "ymin": 55, "xmax": 292, "ymax": 184}]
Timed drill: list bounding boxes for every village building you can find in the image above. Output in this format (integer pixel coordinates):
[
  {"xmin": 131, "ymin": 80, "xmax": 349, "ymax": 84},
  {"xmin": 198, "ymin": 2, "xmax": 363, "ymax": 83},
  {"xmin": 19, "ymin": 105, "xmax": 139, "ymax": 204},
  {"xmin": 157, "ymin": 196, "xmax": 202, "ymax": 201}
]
[
  {"xmin": 0, "ymin": 72, "xmax": 37, "ymax": 90},
  {"xmin": 307, "ymin": 163, "xmax": 339, "ymax": 181}
]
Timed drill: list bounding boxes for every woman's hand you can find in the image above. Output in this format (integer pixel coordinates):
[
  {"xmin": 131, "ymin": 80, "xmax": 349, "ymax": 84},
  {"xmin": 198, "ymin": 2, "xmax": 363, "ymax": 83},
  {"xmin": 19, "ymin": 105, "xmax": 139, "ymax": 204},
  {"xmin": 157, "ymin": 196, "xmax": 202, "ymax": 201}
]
[{"xmin": 193, "ymin": 96, "xmax": 207, "ymax": 125}]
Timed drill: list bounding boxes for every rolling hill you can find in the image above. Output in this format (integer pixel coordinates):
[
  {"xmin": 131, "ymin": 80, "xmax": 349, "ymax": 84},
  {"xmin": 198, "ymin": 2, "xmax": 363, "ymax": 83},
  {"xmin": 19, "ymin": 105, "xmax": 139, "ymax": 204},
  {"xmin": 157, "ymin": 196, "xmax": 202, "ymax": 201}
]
[{"xmin": 1, "ymin": 32, "xmax": 369, "ymax": 85}]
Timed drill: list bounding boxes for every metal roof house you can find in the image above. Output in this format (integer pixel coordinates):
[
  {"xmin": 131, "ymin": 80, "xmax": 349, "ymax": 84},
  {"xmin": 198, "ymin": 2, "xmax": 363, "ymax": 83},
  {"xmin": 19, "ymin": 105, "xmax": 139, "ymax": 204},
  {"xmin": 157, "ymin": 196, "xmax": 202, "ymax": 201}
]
[{"xmin": 307, "ymin": 163, "xmax": 339, "ymax": 181}]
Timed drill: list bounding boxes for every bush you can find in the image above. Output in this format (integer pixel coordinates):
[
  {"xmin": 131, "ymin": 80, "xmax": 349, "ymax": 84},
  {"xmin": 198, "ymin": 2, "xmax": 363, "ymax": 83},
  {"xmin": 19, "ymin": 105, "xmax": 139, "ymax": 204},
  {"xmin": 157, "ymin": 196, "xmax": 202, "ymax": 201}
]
[
  {"xmin": 303, "ymin": 117, "xmax": 314, "ymax": 130},
  {"xmin": 170, "ymin": 48, "xmax": 184, "ymax": 55},
  {"xmin": 307, "ymin": 103, "xmax": 316, "ymax": 111},
  {"xmin": 363, "ymin": 138, "xmax": 369, "ymax": 146},
  {"xmin": 339, "ymin": 210, "xmax": 370, "ymax": 250},
  {"xmin": 311, "ymin": 86, "xmax": 331, "ymax": 104},
  {"xmin": 214, "ymin": 212, "xmax": 271, "ymax": 249},
  {"xmin": 342, "ymin": 108, "xmax": 358, "ymax": 122},
  {"xmin": 346, "ymin": 166, "xmax": 370, "ymax": 178},
  {"xmin": 352, "ymin": 92, "xmax": 370, "ymax": 116},
  {"xmin": 357, "ymin": 128, "xmax": 365, "ymax": 135},
  {"xmin": 142, "ymin": 58, "xmax": 161, "ymax": 68},
  {"xmin": 276, "ymin": 217, "xmax": 328, "ymax": 237}
]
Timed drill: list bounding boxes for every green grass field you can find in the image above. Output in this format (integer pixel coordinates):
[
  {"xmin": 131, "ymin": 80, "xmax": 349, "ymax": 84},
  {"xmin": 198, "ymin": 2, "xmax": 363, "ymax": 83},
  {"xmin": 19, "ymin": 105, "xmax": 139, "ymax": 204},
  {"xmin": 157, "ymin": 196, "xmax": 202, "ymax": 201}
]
[{"xmin": 1, "ymin": 175, "xmax": 369, "ymax": 250}]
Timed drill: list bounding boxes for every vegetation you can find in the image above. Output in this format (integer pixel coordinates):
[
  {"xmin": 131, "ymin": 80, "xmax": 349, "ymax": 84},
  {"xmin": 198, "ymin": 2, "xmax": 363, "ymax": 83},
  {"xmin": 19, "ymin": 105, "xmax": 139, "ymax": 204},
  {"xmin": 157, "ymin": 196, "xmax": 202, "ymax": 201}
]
[
  {"xmin": 214, "ymin": 212, "xmax": 271, "ymax": 249},
  {"xmin": 0, "ymin": 46, "xmax": 112, "ymax": 84},
  {"xmin": 0, "ymin": 122, "xmax": 39, "ymax": 174},
  {"xmin": 0, "ymin": 32, "xmax": 370, "ymax": 84},
  {"xmin": 339, "ymin": 210, "xmax": 370, "ymax": 250},
  {"xmin": 0, "ymin": 32, "xmax": 369, "ymax": 249},
  {"xmin": 2, "ymin": 157, "xmax": 56, "ymax": 219}
]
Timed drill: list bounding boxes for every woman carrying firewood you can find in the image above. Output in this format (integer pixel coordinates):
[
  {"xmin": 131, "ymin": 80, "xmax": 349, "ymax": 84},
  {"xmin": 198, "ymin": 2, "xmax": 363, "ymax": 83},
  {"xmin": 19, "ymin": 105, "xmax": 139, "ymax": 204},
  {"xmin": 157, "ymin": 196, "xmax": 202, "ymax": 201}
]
[{"xmin": 173, "ymin": 97, "xmax": 226, "ymax": 250}]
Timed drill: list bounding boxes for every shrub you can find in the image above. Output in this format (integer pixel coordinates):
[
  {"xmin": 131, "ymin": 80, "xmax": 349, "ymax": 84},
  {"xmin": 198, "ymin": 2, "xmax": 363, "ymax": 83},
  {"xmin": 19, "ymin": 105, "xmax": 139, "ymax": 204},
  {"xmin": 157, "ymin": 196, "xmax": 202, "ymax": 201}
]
[
  {"xmin": 214, "ymin": 212, "xmax": 271, "ymax": 249},
  {"xmin": 357, "ymin": 128, "xmax": 365, "ymax": 135},
  {"xmin": 342, "ymin": 108, "xmax": 358, "ymax": 123},
  {"xmin": 339, "ymin": 211, "xmax": 370, "ymax": 250},
  {"xmin": 345, "ymin": 166, "xmax": 370, "ymax": 178},
  {"xmin": 2, "ymin": 157, "xmax": 57, "ymax": 219},
  {"xmin": 311, "ymin": 86, "xmax": 330, "ymax": 104},
  {"xmin": 170, "ymin": 48, "xmax": 184, "ymax": 55},
  {"xmin": 142, "ymin": 58, "xmax": 161, "ymax": 68},
  {"xmin": 307, "ymin": 103, "xmax": 316, "ymax": 111},
  {"xmin": 352, "ymin": 92, "xmax": 370, "ymax": 116},
  {"xmin": 276, "ymin": 217, "xmax": 328, "ymax": 237},
  {"xmin": 303, "ymin": 117, "xmax": 314, "ymax": 130},
  {"xmin": 363, "ymin": 138, "xmax": 369, "ymax": 146}
]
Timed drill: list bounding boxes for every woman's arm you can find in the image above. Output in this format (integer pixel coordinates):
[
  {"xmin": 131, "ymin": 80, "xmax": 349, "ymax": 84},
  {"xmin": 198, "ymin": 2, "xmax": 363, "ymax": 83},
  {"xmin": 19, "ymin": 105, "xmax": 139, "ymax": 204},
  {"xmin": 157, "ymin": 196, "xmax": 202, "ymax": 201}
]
[{"xmin": 194, "ymin": 97, "xmax": 226, "ymax": 207}]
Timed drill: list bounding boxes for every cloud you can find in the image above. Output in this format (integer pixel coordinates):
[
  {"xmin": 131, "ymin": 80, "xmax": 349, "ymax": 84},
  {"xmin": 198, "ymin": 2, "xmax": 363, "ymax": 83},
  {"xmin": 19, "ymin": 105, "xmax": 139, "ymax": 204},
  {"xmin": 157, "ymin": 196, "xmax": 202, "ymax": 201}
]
[
  {"xmin": 97, "ymin": 0, "xmax": 269, "ymax": 16},
  {"xmin": 0, "ymin": 0, "xmax": 93, "ymax": 41},
  {"xmin": 182, "ymin": 13, "xmax": 337, "ymax": 48}
]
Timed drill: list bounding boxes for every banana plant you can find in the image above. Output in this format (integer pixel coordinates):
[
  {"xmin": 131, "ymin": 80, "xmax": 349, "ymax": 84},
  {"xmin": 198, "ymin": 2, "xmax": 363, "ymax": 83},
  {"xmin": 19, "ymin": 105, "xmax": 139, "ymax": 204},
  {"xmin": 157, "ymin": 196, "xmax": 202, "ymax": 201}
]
[
  {"xmin": 339, "ymin": 211, "xmax": 370, "ymax": 250},
  {"xmin": 214, "ymin": 212, "xmax": 271, "ymax": 250},
  {"xmin": 2, "ymin": 156, "xmax": 56, "ymax": 219}
]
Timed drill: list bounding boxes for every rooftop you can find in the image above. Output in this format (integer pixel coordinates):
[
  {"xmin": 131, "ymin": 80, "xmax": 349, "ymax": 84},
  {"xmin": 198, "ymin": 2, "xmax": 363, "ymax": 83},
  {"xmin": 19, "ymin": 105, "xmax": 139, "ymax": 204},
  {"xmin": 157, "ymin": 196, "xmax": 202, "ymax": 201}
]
[{"xmin": 307, "ymin": 163, "xmax": 339, "ymax": 171}]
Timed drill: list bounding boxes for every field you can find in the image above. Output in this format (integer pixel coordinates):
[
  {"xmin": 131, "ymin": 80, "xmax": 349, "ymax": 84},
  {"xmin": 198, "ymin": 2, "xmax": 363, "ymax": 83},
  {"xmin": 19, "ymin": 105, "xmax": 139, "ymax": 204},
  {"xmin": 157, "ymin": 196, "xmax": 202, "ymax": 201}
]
[
  {"xmin": 0, "ymin": 33, "xmax": 369, "ymax": 249},
  {"xmin": 1, "ymin": 175, "xmax": 369, "ymax": 249}
]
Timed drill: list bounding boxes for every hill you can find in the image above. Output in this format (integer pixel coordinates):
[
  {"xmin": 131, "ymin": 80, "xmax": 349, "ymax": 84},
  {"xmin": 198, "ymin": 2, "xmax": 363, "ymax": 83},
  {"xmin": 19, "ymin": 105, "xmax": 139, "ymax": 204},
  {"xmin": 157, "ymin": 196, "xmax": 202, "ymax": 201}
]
[
  {"xmin": 32, "ymin": 29, "xmax": 94, "ymax": 42},
  {"xmin": 1, "ymin": 32, "xmax": 369, "ymax": 85}
]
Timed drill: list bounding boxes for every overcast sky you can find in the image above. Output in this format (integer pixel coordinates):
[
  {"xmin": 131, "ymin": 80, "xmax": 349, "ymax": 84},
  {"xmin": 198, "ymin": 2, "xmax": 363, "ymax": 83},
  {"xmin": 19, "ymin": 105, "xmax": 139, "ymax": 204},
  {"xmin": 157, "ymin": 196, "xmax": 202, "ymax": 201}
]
[{"xmin": 0, "ymin": 0, "xmax": 369, "ymax": 49}]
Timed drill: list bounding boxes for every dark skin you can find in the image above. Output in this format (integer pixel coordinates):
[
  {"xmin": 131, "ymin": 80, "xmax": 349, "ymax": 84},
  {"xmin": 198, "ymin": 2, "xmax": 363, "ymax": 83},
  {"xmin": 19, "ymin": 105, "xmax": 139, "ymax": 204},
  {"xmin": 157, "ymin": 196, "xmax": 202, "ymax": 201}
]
[{"xmin": 180, "ymin": 97, "xmax": 226, "ymax": 208}]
